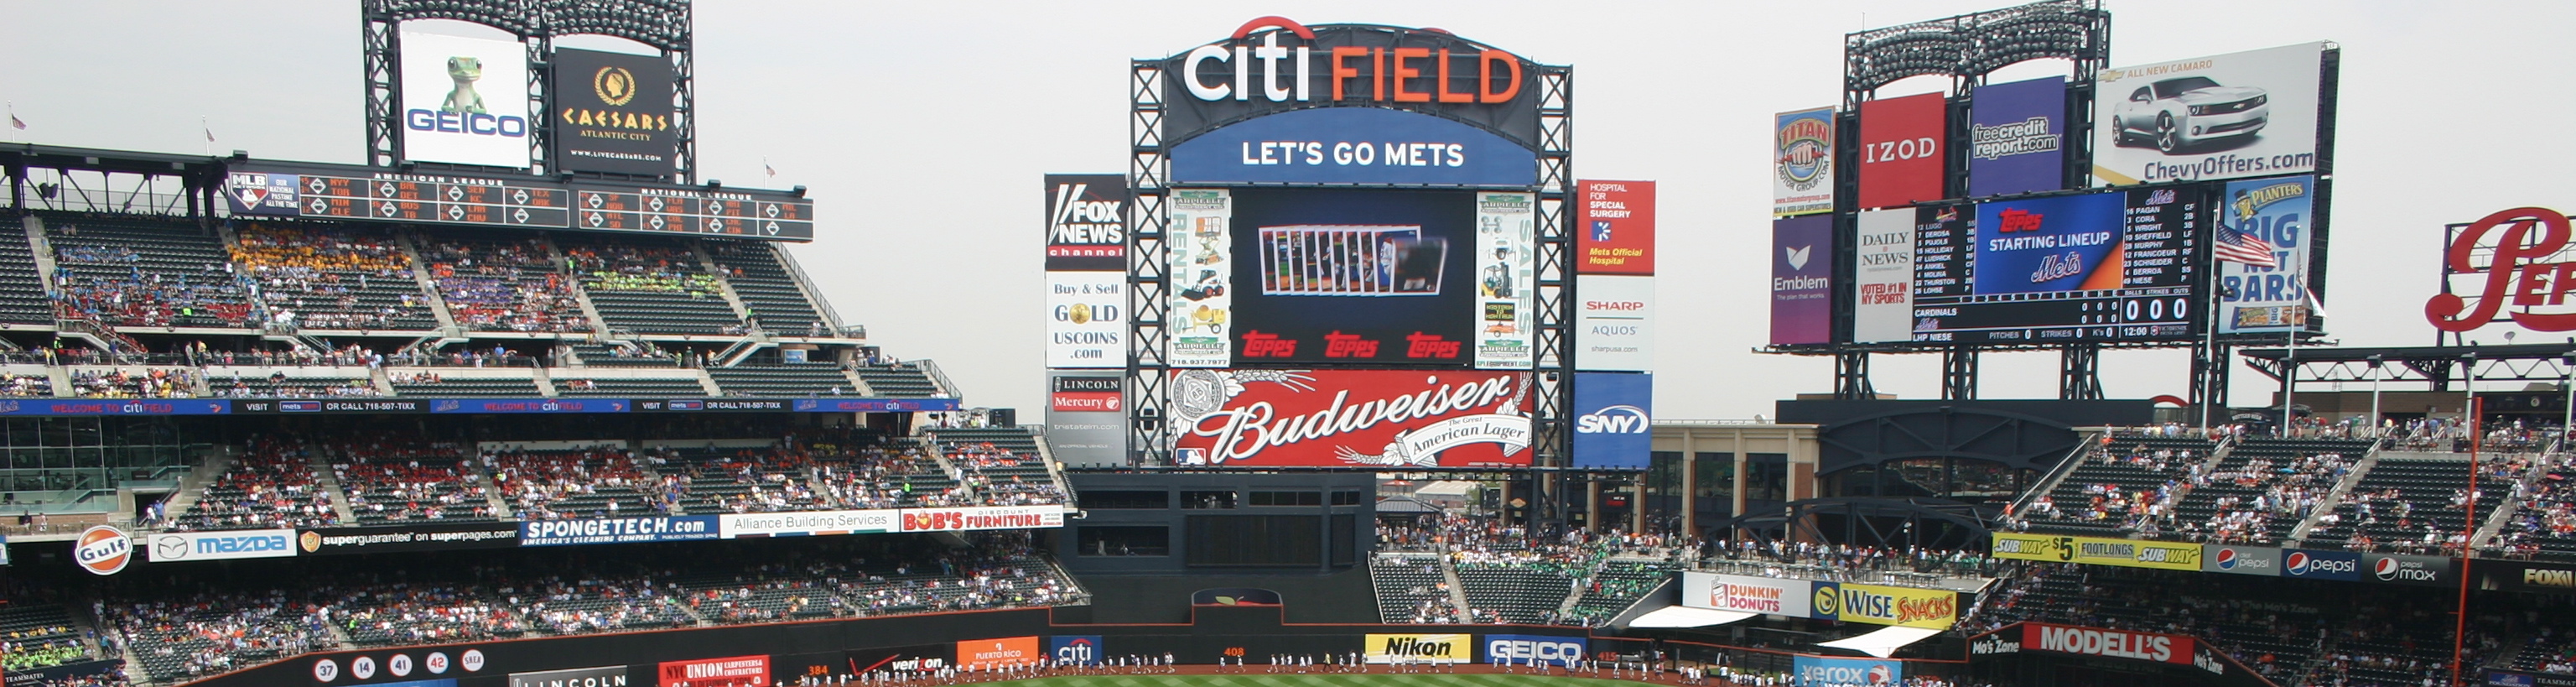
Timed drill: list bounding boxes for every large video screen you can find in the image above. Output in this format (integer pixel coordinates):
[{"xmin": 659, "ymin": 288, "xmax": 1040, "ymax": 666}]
[
  {"xmin": 1213, "ymin": 187, "xmax": 1533, "ymax": 368},
  {"xmin": 1898, "ymin": 186, "xmax": 2207, "ymax": 344}
]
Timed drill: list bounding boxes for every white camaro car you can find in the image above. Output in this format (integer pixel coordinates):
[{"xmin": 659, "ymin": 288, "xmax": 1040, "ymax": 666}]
[{"xmin": 2111, "ymin": 76, "xmax": 2269, "ymax": 154}]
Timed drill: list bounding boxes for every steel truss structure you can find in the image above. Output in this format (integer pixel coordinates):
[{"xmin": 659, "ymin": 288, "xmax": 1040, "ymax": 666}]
[
  {"xmin": 361, "ymin": 0, "xmax": 694, "ymax": 181},
  {"xmin": 2241, "ymin": 343, "xmax": 2576, "ymax": 392},
  {"xmin": 1122, "ymin": 47, "xmax": 1578, "ymax": 498}
]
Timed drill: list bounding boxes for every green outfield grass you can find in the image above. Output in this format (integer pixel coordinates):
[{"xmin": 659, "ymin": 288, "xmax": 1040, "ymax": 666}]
[{"xmin": 978, "ymin": 675, "xmax": 1642, "ymax": 687}]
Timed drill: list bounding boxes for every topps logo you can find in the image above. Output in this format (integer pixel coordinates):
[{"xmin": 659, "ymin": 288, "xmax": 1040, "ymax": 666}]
[
  {"xmin": 1241, "ymin": 331, "xmax": 1298, "ymax": 357},
  {"xmin": 1324, "ymin": 331, "xmax": 1380, "ymax": 358},
  {"xmin": 1405, "ymin": 332, "xmax": 1461, "ymax": 358},
  {"xmin": 1997, "ymin": 208, "xmax": 2045, "ymax": 232}
]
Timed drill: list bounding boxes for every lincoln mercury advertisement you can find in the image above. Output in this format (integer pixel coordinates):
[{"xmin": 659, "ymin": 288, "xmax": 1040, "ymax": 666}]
[{"xmin": 1171, "ymin": 369, "xmax": 1533, "ymax": 468}]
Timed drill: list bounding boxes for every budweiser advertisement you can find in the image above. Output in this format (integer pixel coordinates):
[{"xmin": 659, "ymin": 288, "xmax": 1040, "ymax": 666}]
[{"xmin": 1171, "ymin": 369, "xmax": 1534, "ymax": 468}]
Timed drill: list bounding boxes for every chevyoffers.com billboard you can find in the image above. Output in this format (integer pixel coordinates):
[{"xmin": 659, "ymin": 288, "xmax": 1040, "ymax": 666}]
[
  {"xmin": 1171, "ymin": 369, "xmax": 1532, "ymax": 468},
  {"xmin": 2092, "ymin": 41, "xmax": 2334, "ymax": 186},
  {"xmin": 400, "ymin": 31, "xmax": 532, "ymax": 169}
]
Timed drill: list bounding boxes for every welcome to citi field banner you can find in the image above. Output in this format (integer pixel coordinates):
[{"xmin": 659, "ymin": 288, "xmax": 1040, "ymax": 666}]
[{"xmin": 1170, "ymin": 369, "xmax": 1532, "ymax": 468}]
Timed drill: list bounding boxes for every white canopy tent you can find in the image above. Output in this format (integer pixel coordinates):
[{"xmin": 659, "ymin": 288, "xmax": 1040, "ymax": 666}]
[
  {"xmin": 1815, "ymin": 626, "xmax": 1945, "ymax": 658},
  {"xmin": 1628, "ymin": 606, "xmax": 1758, "ymax": 628}
]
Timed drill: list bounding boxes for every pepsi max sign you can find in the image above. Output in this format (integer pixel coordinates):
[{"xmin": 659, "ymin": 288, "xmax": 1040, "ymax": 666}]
[
  {"xmin": 2364, "ymin": 554, "xmax": 2453, "ymax": 586},
  {"xmin": 2282, "ymin": 549, "xmax": 2361, "ymax": 581},
  {"xmin": 2199, "ymin": 544, "xmax": 2281, "ymax": 576}
]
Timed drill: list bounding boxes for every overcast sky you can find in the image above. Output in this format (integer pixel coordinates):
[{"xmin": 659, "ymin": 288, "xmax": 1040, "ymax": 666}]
[{"xmin": 4, "ymin": 1, "xmax": 2573, "ymax": 419}]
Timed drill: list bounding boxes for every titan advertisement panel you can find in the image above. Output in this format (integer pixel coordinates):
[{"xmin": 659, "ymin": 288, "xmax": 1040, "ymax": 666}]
[
  {"xmin": 145, "ymin": 528, "xmax": 297, "ymax": 563},
  {"xmin": 1770, "ymin": 215, "xmax": 1832, "ymax": 345},
  {"xmin": 1170, "ymin": 368, "xmax": 1533, "ymax": 468},
  {"xmin": 656, "ymin": 656, "xmax": 765, "ymax": 687},
  {"xmin": 2200, "ymin": 544, "xmax": 2282, "ymax": 576},
  {"xmin": 1170, "ymin": 108, "xmax": 1536, "ymax": 186},
  {"xmin": 1851, "ymin": 209, "xmax": 1917, "ymax": 343},
  {"xmin": 1992, "ymin": 533, "xmax": 2204, "ymax": 571},
  {"xmin": 1166, "ymin": 189, "xmax": 1235, "ymax": 368},
  {"xmin": 1046, "ymin": 373, "xmax": 1129, "ymax": 467},
  {"xmin": 1791, "ymin": 656, "xmax": 1903, "ymax": 687},
  {"xmin": 714, "ymin": 510, "xmax": 895, "ymax": 539},
  {"xmin": 2281, "ymin": 549, "xmax": 2362, "ymax": 581},
  {"xmin": 1570, "ymin": 372, "xmax": 1651, "ymax": 470},
  {"xmin": 1579, "ymin": 180, "xmax": 1655, "ymax": 274},
  {"xmin": 399, "ymin": 31, "xmax": 532, "ymax": 169},
  {"xmin": 1226, "ymin": 189, "xmax": 1490, "ymax": 367},
  {"xmin": 1482, "ymin": 635, "xmax": 1585, "ymax": 667},
  {"xmin": 1680, "ymin": 571, "xmax": 1814, "ymax": 617},
  {"xmin": 1363, "ymin": 633, "xmax": 1468, "ymax": 664},
  {"xmin": 1046, "ymin": 636, "xmax": 1104, "ymax": 666},
  {"xmin": 518, "ymin": 516, "xmax": 718, "ymax": 547},
  {"xmin": 894, "ymin": 505, "xmax": 1065, "ymax": 533},
  {"xmin": 1044, "ymin": 174, "xmax": 1127, "ymax": 272},
  {"xmin": 1773, "ymin": 107, "xmax": 1835, "ymax": 217},
  {"xmin": 1158, "ymin": 18, "xmax": 1544, "ymax": 150},
  {"xmin": 1472, "ymin": 192, "xmax": 1537, "ymax": 369},
  {"xmin": 508, "ymin": 665, "xmax": 628, "ymax": 687},
  {"xmin": 1911, "ymin": 188, "xmax": 2204, "ymax": 344},
  {"xmin": 550, "ymin": 48, "xmax": 675, "ymax": 176},
  {"xmin": 1046, "ymin": 272, "xmax": 1127, "ymax": 368},
  {"xmin": 1856, "ymin": 92, "xmax": 1947, "ymax": 209},
  {"xmin": 1574, "ymin": 275, "xmax": 1653, "ymax": 372},
  {"xmin": 1967, "ymin": 76, "xmax": 2068, "ymax": 198},
  {"xmin": 1812, "ymin": 581, "xmax": 1957, "ymax": 628},
  {"xmin": 296, "ymin": 523, "xmax": 521, "ymax": 554},
  {"xmin": 2092, "ymin": 42, "xmax": 2333, "ymax": 186},
  {"xmin": 954, "ymin": 637, "xmax": 1042, "ymax": 670},
  {"xmin": 2216, "ymin": 174, "xmax": 2317, "ymax": 335},
  {"xmin": 2020, "ymin": 623, "xmax": 2194, "ymax": 664}
]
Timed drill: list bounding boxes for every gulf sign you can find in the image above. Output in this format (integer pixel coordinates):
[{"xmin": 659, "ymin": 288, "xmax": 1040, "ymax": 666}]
[
  {"xmin": 1680, "ymin": 571, "xmax": 1811, "ymax": 617},
  {"xmin": 73, "ymin": 525, "xmax": 132, "ymax": 575},
  {"xmin": 1856, "ymin": 92, "xmax": 1947, "ymax": 209},
  {"xmin": 896, "ymin": 506, "xmax": 1065, "ymax": 533},
  {"xmin": 1171, "ymin": 369, "xmax": 1532, "ymax": 468},
  {"xmin": 2020, "ymin": 622, "xmax": 2194, "ymax": 664}
]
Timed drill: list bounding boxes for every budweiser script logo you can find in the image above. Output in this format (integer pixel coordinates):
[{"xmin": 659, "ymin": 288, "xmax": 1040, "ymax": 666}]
[
  {"xmin": 2427, "ymin": 207, "xmax": 2576, "ymax": 331},
  {"xmin": 1185, "ymin": 373, "xmax": 1530, "ymax": 466}
]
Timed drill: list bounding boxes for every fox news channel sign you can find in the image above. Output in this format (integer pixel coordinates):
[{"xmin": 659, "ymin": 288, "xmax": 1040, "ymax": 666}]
[
  {"xmin": 400, "ymin": 31, "xmax": 533, "ymax": 169},
  {"xmin": 1570, "ymin": 372, "xmax": 1649, "ymax": 469},
  {"xmin": 2091, "ymin": 41, "xmax": 2334, "ymax": 187}
]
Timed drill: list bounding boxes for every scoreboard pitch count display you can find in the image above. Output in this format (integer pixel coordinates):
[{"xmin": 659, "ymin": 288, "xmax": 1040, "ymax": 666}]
[{"xmin": 1889, "ymin": 185, "xmax": 2207, "ymax": 345}]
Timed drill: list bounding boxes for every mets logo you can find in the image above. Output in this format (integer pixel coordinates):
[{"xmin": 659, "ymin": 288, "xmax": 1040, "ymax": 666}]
[{"xmin": 1777, "ymin": 115, "xmax": 1832, "ymax": 190}]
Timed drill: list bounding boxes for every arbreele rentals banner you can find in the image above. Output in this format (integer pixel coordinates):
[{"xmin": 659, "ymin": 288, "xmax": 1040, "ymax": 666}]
[
  {"xmin": 1992, "ymin": 533, "xmax": 2205, "ymax": 571},
  {"xmin": 1472, "ymin": 191, "xmax": 1536, "ymax": 369},
  {"xmin": 1166, "ymin": 189, "xmax": 1233, "ymax": 368},
  {"xmin": 1171, "ymin": 369, "xmax": 1533, "ymax": 468}
]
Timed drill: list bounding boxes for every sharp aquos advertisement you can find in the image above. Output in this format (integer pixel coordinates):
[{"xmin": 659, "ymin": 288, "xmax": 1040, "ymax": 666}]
[
  {"xmin": 1574, "ymin": 274, "xmax": 1653, "ymax": 372},
  {"xmin": 1171, "ymin": 369, "xmax": 1532, "ymax": 468},
  {"xmin": 2091, "ymin": 42, "xmax": 2334, "ymax": 187},
  {"xmin": 399, "ymin": 31, "xmax": 532, "ymax": 169},
  {"xmin": 550, "ymin": 48, "xmax": 675, "ymax": 176}
]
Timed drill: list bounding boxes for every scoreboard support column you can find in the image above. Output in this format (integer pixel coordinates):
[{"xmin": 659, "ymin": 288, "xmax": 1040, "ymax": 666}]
[
  {"xmin": 1834, "ymin": 351, "xmax": 1874, "ymax": 399},
  {"xmin": 1942, "ymin": 346, "xmax": 1978, "ymax": 400},
  {"xmin": 2059, "ymin": 344, "xmax": 2103, "ymax": 400}
]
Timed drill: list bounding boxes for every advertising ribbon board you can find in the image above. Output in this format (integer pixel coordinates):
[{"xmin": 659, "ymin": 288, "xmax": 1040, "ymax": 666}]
[
  {"xmin": 1170, "ymin": 369, "xmax": 1533, "ymax": 468},
  {"xmin": 519, "ymin": 516, "xmax": 718, "ymax": 547},
  {"xmin": 1992, "ymin": 533, "xmax": 2203, "ymax": 571},
  {"xmin": 296, "ymin": 523, "xmax": 521, "ymax": 555},
  {"xmin": 717, "ymin": 510, "xmax": 896, "ymax": 539},
  {"xmin": 146, "ymin": 528, "xmax": 298, "ymax": 563},
  {"xmin": 894, "ymin": 506, "xmax": 1066, "ymax": 533}
]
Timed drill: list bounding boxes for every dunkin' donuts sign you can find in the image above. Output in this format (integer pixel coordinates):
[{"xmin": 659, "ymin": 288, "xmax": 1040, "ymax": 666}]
[{"xmin": 1171, "ymin": 369, "xmax": 1533, "ymax": 468}]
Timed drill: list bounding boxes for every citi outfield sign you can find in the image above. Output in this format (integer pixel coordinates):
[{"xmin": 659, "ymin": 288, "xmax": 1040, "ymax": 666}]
[
  {"xmin": 2426, "ymin": 207, "xmax": 2576, "ymax": 332},
  {"xmin": 1160, "ymin": 18, "xmax": 1546, "ymax": 148}
]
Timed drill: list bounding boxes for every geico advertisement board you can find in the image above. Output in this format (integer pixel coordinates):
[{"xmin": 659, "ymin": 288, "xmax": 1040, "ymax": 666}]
[
  {"xmin": 148, "ymin": 528, "xmax": 298, "ymax": 563},
  {"xmin": 2092, "ymin": 41, "xmax": 2332, "ymax": 187},
  {"xmin": 1046, "ymin": 272, "xmax": 1127, "ymax": 368},
  {"xmin": 2021, "ymin": 622, "xmax": 2194, "ymax": 664},
  {"xmin": 1363, "ymin": 633, "xmax": 1468, "ymax": 664},
  {"xmin": 399, "ymin": 31, "xmax": 532, "ymax": 169},
  {"xmin": 1680, "ymin": 571, "xmax": 1812, "ymax": 617},
  {"xmin": 1482, "ymin": 635, "xmax": 1584, "ymax": 667},
  {"xmin": 1569, "ymin": 372, "xmax": 1650, "ymax": 470},
  {"xmin": 1791, "ymin": 656, "xmax": 1901, "ymax": 687},
  {"xmin": 1170, "ymin": 369, "xmax": 1533, "ymax": 468},
  {"xmin": 1812, "ymin": 582, "xmax": 1957, "ymax": 629},
  {"xmin": 1156, "ymin": 18, "xmax": 1544, "ymax": 150},
  {"xmin": 1992, "ymin": 533, "xmax": 2203, "ymax": 571},
  {"xmin": 1575, "ymin": 274, "xmax": 1654, "ymax": 372}
]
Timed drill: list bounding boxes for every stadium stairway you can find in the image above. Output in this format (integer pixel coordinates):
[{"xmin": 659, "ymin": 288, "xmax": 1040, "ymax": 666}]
[
  {"xmin": 1441, "ymin": 556, "xmax": 1472, "ymax": 617},
  {"xmin": 2475, "ymin": 455, "xmax": 2555, "ymax": 549},
  {"xmin": 158, "ymin": 450, "xmax": 238, "ymax": 525},
  {"xmin": 2289, "ymin": 441, "xmax": 2388, "ymax": 543},
  {"xmin": 391, "ymin": 231, "xmax": 464, "ymax": 332},
  {"xmin": 309, "ymin": 448, "xmax": 360, "ymax": 523}
]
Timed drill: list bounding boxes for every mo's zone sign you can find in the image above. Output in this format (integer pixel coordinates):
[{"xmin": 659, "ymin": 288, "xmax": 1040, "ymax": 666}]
[{"xmin": 1159, "ymin": 18, "xmax": 1546, "ymax": 148}]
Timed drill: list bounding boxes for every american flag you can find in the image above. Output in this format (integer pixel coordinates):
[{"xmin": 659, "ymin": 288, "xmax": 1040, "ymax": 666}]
[{"xmin": 2214, "ymin": 223, "xmax": 2278, "ymax": 268}]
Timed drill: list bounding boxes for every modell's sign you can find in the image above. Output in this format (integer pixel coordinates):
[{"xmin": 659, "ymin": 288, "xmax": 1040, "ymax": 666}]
[
  {"xmin": 2020, "ymin": 622, "xmax": 2194, "ymax": 665},
  {"xmin": 1171, "ymin": 369, "xmax": 1533, "ymax": 468},
  {"xmin": 1159, "ymin": 18, "xmax": 1545, "ymax": 148},
  {"xmin": 2428, "ymin": 207, "xmax": 2576, "ymax": 332}
]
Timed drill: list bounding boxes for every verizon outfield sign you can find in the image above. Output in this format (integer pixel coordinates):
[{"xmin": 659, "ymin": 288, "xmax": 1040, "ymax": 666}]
[{"xmin": 1171, "ymin": 369, "xmax": 1533, "ymax": 468}]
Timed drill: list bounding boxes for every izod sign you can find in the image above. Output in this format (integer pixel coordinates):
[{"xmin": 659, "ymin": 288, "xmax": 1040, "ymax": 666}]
[
  {"xmin": 1159, "ymin": 18, "xmax": 1547, "ymax": 149},
  {"xmin": 2427, "ymin": 207, "xmax": 2576, "ymax": 332}
]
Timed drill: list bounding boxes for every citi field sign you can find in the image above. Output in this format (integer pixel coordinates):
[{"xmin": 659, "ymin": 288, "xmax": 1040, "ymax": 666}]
[
  {"xmin": 2427, "ymin": 207, "xmax": 2576, "ymax": 332},
  {"xmin": 1158, "ymin": 18, "xmax": 1550, "ymax": 149}
]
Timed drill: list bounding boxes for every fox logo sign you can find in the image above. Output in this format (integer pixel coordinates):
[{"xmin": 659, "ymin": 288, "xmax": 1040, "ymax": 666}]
[{"xmin": 1576, "ymin": 405, "xmax": 1649, "ymax": 434}]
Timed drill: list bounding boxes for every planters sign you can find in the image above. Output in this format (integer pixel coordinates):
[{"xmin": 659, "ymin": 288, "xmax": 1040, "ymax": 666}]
[{"xmin": 1157, "ymin": 18, "xmax": 1552, "ymax": 152}]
